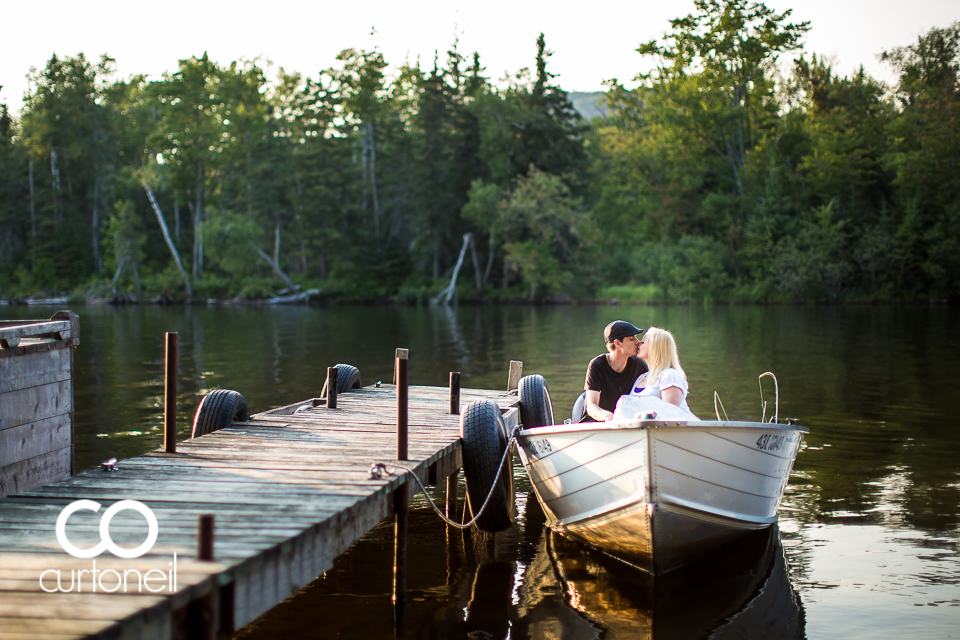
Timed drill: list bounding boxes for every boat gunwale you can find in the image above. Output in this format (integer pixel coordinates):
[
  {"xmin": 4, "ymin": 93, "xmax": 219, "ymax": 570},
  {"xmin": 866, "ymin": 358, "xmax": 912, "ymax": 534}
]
[{"xmin": 517, "ymin": 419, "xmax": 809, "ymax": 438}]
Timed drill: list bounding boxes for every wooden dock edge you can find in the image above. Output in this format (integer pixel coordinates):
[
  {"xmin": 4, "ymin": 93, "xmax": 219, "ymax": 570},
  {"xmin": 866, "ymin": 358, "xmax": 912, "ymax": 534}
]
[
  {"xmin": 0, "ymin": 384, "xmax": 518, "ymax": 639},
  {"xmin": 222, "ymin": 407, "xmax": 517, "ymax": 632},
  {"xmin": 225, "ymin": 439, "xmax": 459, "ymax": 630}
]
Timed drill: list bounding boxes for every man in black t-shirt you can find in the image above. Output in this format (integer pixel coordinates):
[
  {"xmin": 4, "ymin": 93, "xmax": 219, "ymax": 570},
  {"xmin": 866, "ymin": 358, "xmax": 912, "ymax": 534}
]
[{"xmin": 582, "ymin": 320, "xmax": 648, "ymax": 422}]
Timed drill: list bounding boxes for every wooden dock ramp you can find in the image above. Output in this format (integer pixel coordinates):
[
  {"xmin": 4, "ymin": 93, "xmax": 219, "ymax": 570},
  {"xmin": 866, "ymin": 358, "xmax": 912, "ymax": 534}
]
[{"xmin": 0, "ymin": 384, "xmax": 519, "ymax": 639}]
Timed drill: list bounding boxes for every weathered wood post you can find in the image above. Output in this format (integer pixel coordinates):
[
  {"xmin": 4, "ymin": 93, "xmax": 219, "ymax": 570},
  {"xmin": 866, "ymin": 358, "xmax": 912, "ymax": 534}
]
[
  {"xmin": 198, "ymin": 514, "xmax": 215, "ymax": 560},
  {"xmin": 393, "ymin": 348, "xmax": 408, "ymax": 385},
  {"xmin": 446, "ymin": 473, "xmax": 458, "ymax": 524},
  {"xmin": 180, "ymin": 514, "xmax": 216, "ymax": 640},
  {"xmin": 393, "ymin": 483, "xmax": 409, "ymax": 614},
  {"xmin": 164, "ymin": 332, "xmax": 178, "ymax": 454},
  {"xmin": 396, "ymin": 349, "xmax": 408, "ymax": 461},
  {"xmin": 446, "ymin": 370, "xmax": 461, "ymax": 525},
  {"xmin": 326, "ymin": 366, "xmax": 338, "ymax": 409},
  {"xmin": 449, "ymin": 371, "xmax": 460, "ymax": 414},
  {"xmin": 507, "ymin": 360, "xmax": 523, "ymax": 391},
  {"xmin": 393, "ymin": 347, "xmax": 410, "ymax": 623}
]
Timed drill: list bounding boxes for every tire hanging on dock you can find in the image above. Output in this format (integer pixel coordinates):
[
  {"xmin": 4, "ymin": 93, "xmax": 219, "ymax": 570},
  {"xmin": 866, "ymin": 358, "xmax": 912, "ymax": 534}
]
[
  {"xmin": 320, "ymin": 363, "xmax": 362, "ymax": 399},
  {"xmin": 192, "ymin": 389, "xmax": 250, "ymax": 438},
  {"xmin": 518, "ymin": 374, "xmax": 555, "ymax": 428},
  {"xmin": 460, "ymin": 400, "xmax": 516, "ymax": 532}
]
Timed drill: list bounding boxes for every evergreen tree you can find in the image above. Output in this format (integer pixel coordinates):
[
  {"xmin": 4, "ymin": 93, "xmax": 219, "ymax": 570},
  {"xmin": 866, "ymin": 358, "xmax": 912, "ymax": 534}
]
[
  {"xmin": 20, "ymin": 54, "xmax": 117, "ymax": 283},
  {"xmin": 882, "ymin": 23, "xmax": 960, "ymax": 296},
  {"xmin": 147, "ymin": 54, "xmax": 224, "ymax": 281},
  {"xmin": 0, "ymin": 102, "xmax": 29, "ymax": 276}
]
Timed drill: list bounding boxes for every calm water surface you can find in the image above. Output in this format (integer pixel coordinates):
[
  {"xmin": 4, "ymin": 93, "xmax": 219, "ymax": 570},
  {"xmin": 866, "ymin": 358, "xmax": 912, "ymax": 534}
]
[{"xmin": 3, "ymin": 304, "xmax": 958, "ymax": 638}]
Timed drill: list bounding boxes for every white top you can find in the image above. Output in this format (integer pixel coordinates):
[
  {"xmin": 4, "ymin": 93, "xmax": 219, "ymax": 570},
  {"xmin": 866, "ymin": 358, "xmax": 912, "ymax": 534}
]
[
  {"xmin": 629, "ymin": 368, "xmax": 696, "ymax": 417},
  {"xmin": 613, "ymin": 395, "xmax": 697, "ymax": 422}
]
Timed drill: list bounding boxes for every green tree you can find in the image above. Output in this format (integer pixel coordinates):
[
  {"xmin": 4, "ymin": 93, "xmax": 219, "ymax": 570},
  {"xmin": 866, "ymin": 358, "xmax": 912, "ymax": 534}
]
[
  {"xmin": 793, "ymin": 55, "xmax": 892, "ymax": 217},
  {"xmin": 271, "ymin": 70, "xmax": 342, "ymax": 278},
  {"xmin": 469, "ymin": 34, "xmax": 587, "ymax": 192},
  {"xmin": 465, "ymin": 167, "xmax": 583, "ymax": 299},
  {"xmin": 516, "ymin": 34, "xmax": 588, "ymax": 187},
  {"xmin": 104, "ymin": 199, "xmax": 146, "ymax": 298},
  {"xmin": 766, "ymin": 201, "xmax": 852, "ymax": 301},
  {"xmin": 635, "ymin": 235, "xmax": 736, "ymax": 302},
  {"xmin": 410, "ymin": 48, "xmax": 476, "ymax": 278},
  {"xmin": 502, "ymin": 168, "xmax": 584, "ymax": 299},
  {"xmin": 20, "ymin": 54, "xmax": 117, "ymax": 281},
  {"xmin": 148, "ymin": 54, "xmax": 225, "ymax": 279},
  {"xmin": 327, "ymin": 48, "xmax": 390, "ymax": 238},
  {"xmin": 200, "ymin": 210, "xmax": 262, "ymax": 280},
  {"xmin": 638, "ymin": 0, "xmax": 808, "ymax": 197},
  {"xmin": 462, "ymin": 179, "xmax": 503, "ymax": 286},
  {"xmin": 0, "ymin": 101, "xmax": 28, "ymax": 275},
  {"xmin": 882, "ymin": 23, "xmax": 960, "ymax": 297}
]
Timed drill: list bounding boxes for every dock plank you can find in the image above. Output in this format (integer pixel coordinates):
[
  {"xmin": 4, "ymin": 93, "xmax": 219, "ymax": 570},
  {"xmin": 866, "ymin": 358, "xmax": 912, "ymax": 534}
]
[{"xmin": 0, "ymin": 617, "xmax": 116, "ymax": 635}]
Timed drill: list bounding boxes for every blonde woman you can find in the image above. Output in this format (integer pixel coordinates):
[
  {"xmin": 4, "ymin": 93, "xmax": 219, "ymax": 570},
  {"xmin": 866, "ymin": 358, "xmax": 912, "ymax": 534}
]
[{"xmin": 630, "ymin": 327, "xmax": 697, "ymax": 417}]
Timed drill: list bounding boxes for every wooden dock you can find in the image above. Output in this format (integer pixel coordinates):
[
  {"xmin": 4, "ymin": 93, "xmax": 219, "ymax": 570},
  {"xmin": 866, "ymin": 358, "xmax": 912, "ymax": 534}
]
[
  {"xmin": 1, "ymin": 312, "xmax": 80, "ymax": 497},
  {"xmin": 0, "ymin": 383, "xmax": 520, "ymax": 639}
]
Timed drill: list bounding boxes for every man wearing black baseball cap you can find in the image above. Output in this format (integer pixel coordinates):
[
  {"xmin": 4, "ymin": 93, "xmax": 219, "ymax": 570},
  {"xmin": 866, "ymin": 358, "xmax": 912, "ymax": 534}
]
[{"xmin": 582, "ymin": 320, "xmax": 648, "ymax": 421}]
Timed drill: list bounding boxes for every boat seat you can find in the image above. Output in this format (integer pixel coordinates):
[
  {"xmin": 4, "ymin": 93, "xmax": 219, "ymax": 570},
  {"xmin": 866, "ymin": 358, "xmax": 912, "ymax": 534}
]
[{"xmin": 571, "ymin": 391, "xmax": 587, "ymax": 423}]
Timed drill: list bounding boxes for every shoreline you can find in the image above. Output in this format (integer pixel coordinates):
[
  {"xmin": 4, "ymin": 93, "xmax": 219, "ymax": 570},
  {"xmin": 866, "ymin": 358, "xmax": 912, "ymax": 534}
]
[{"xmin": 1, "ymin": 295, "xmax": 954, "ymax": 308}]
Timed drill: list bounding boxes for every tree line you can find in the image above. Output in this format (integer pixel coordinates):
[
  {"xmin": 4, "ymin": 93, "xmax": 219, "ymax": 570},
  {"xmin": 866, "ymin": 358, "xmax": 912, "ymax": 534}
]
[{"xmin": 1, "ymin": 1, "xmax": 958, "ymax": 303}]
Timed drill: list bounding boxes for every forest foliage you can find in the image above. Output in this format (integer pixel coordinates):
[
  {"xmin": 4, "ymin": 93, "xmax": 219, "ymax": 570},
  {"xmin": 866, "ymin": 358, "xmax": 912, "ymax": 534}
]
[{"xmin": 1, "ymin": 1, "xmax": 958, "ymax": 303}]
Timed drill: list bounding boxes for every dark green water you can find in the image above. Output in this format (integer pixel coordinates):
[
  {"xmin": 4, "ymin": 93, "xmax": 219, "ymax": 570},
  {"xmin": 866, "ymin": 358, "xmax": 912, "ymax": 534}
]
[{"xmin": 3, "ymin": 304, "xmax": 958, "ymax": 638}]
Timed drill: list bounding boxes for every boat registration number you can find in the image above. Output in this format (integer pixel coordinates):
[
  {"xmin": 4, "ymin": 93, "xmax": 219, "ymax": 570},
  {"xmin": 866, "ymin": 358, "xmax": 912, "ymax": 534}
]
[
  {"xmin": 756, "ymin": 432, "xmax": 787, "ymax": 452},
  {"xmin": 527, "ymin": 438, "xmax": 553, "ymax": 456}
]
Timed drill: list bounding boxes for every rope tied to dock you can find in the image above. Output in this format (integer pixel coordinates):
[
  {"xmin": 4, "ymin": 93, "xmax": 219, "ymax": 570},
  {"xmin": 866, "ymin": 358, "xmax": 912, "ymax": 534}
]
[{"xmin": 371, "ymin": 430, "xmax": 519, "ymax": 530}]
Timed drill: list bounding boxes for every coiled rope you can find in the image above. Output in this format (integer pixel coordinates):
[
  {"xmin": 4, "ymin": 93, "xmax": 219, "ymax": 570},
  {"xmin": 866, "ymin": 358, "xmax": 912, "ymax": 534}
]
[{"xmin": 370, "ymin": 431, "xmax": 518, "ymax": 530}]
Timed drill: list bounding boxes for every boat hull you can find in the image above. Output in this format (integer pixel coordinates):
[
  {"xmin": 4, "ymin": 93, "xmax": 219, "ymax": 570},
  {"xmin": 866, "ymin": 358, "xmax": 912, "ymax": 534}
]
[{"xmin": 516, "ymin": 417, "xmax": 806, "ymax": 573}]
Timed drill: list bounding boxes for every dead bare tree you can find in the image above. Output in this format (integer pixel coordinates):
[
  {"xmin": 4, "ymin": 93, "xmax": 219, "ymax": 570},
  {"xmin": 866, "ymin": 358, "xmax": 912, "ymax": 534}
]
[
  {"xmin": 142, "ymin": 181, "xmax": 192, "ymax": 296},
  {"xmin": 432, "ymin": 234, "xmax": 473, "ymax": 305},
  {"xmin": 252, "ymin": 243, "xmax": 298, "ymax": 292}
]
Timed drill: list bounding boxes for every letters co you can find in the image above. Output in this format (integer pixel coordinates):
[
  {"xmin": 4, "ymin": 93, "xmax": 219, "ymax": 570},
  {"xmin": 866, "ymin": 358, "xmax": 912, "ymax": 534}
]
[{"xmin": 56, "ymin": 499, "xmax": 159, "ymax": 559}]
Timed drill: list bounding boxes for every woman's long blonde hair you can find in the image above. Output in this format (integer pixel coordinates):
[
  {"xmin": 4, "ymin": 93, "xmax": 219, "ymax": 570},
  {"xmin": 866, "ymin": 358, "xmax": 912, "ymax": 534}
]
[{"xmin": 643, "ymin": 327, "xmax": 687, "ymax": 387}]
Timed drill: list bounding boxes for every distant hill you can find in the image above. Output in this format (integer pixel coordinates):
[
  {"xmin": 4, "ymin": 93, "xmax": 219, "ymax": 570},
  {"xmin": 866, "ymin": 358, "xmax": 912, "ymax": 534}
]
[{"xmin": 567, "ymin": 91, "xmax": 609, "ymax": 120}]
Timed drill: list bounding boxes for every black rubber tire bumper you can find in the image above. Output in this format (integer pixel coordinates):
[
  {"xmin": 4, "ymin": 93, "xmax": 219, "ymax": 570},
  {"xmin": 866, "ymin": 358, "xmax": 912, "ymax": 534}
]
[
  {"xmin": 321, "ymin": 363, "xmax": 362, "ymax": 398},
  {"xmin": 460, "ymin": 400, "xmax": 516, "ymax": 532},
  {"xmin": 192, "ymin": 389, "xmax": 250, "ymax": 438},
  {"xmin": 518, "ymin": 374, "xmax": 555, "ymax": 429}
]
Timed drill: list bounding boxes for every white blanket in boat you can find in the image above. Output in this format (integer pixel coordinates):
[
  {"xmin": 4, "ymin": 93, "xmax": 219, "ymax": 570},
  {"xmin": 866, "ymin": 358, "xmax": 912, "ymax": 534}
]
[{"xmin": 613, "ymin": 395, "xmax": 699, "ymax": 422}]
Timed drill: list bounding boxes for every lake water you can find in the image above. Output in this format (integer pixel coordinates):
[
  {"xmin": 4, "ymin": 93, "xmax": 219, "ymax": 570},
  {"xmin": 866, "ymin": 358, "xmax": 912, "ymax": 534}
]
[{"xmin": 3, "ymin": 303, "xmax": 958, "ymax": 638}]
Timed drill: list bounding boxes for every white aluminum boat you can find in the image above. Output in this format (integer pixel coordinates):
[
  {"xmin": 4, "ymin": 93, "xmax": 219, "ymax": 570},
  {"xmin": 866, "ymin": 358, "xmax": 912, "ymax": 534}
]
[{"xmin": 514, "ymin": 394, "xmax": 807, "ymax": 574}]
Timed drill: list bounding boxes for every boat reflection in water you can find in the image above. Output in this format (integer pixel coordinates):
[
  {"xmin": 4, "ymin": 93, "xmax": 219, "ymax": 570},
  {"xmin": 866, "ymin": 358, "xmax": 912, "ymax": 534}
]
[
  {"xmin": 233, "ymin": 494, "xmax": 804, "ymax": 639},
  {"xmin": 506, "ymin": 496, "xmax": 804, "ymax": 639}
]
